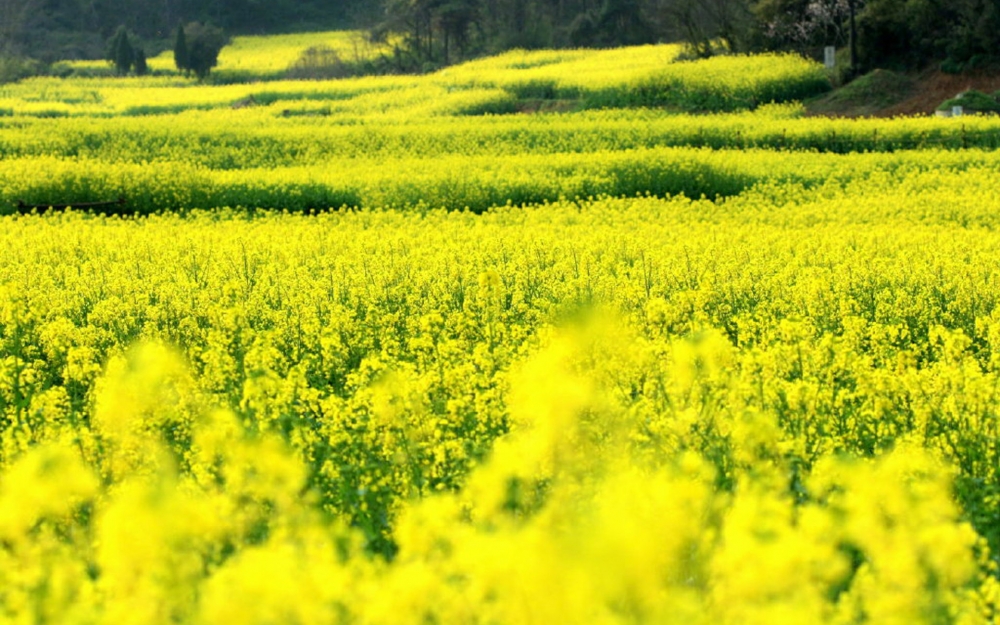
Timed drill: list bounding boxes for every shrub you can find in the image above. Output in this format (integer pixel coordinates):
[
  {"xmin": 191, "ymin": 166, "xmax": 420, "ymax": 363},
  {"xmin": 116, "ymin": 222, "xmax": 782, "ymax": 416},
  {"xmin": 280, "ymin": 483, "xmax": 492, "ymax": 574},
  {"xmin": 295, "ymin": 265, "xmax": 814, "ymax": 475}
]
[
  {"xmin": 285, "ymin": 45, "xmax": 351, "ymax": 80},
  {"xmin": 937, "ymin": 90, "xmax": 1000, "ymax": 114},
  {"xmin": 0, "ymin": 55, "xmax": 45, "ymax": 84}
]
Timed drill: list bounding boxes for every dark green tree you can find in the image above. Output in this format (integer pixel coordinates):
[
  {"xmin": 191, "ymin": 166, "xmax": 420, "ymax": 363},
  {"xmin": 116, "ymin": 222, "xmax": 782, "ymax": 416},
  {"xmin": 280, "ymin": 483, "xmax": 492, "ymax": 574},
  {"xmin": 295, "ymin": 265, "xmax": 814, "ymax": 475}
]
[
  {"xmin": 854, "ymin": 0, "xmax": 950, "ymax": 69},
  {"xmin": 437, "ymin": 0, "xmax": 479, "ymax": 64},
  {"xmin": 946, "ymin": 0, "xmax": 1000, "ymax": 68},
  {"xmin": 133, "ymin": 45, "xmax": 147, "ymax": 75},
  {"xmin": 183, "ymin": 21, "xmax": 228, "ymax": 80},
  {"xmin": 173, "ymin": 21, "xmax": 189, "ymax": 75},
  {"xmin": 593, "ymin": 0, "xmax": 654, "ymax": 46},
  {"xmin": 108, "ymin": 25, "xmax": 134, "ymax": 75}
]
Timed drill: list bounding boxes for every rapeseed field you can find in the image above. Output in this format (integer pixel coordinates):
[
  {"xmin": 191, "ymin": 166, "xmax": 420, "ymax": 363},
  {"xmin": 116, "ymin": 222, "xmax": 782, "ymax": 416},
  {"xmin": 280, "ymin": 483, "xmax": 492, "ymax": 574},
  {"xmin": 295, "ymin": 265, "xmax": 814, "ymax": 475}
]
[{"xmin": 0, "ymin": 35, "xmax": 998, "ymax": 624}]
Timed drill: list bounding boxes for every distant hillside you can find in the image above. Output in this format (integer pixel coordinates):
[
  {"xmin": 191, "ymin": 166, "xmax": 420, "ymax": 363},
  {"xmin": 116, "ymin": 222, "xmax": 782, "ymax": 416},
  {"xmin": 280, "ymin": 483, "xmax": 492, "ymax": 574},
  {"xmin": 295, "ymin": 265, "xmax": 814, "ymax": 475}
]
[{"xmin": 0, "ymin": 0, "xmax": 378, "ymax": 65}]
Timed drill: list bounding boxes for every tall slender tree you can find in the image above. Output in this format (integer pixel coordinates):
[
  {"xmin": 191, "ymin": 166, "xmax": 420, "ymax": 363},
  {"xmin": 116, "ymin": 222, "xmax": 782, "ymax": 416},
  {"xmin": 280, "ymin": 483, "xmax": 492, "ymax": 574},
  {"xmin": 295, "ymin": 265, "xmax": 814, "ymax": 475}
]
[
  {"xmin": 173, "ymin": 21, "xmax": 189, "ymax": 75},
  {"xmin": 133, "ymin": 46, "xmax": 148, "ymax": 75},
  {"xmin": 110, "ymin": 25, "xmax": 134, "ymax": 75}
]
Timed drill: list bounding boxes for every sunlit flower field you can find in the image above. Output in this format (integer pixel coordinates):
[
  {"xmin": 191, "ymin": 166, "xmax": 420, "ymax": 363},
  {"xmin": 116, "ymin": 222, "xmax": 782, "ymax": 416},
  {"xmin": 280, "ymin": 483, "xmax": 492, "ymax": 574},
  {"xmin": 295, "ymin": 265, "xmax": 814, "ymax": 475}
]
[{"xmin": 0, "ymin": 36, "xmax": 998, "ymax": 624}]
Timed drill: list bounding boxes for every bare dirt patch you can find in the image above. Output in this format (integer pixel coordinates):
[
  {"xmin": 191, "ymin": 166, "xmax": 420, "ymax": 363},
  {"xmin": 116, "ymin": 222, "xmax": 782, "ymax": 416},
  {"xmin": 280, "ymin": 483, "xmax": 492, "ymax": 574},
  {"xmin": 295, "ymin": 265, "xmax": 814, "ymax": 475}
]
[{"xmin": 808, "ymin": 68, "xmax": 1000, "ymax": 118}]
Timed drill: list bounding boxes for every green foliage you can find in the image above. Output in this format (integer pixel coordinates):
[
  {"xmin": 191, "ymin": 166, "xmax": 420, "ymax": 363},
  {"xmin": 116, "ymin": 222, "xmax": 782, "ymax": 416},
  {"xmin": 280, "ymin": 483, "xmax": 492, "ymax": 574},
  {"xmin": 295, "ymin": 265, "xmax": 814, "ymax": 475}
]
[
  {"xmin": 754, "ymin": 0, "xmax": 1000, "ymax": 72},
  {"xmin": 109, "ymin": 27, "xmax": 134, "ymax": 76},
  {"xmin": 0, "ymin": 55, "xmax": 45, "ymax": 84},
  {"xmin": 818, "ymin": 68, "xmax": 914, "ymax": 111},
  {"xmin": 853, "ymin": 0, "xmax": 948, "ymax": 70},
  {"xmin": 174, "ymin": 22, "xmax": 228, "ymax": 80},
  {"xmin": 5, "ymin": 0, "xmax": 1000, "ymax": 74},
  {"xmin": 174, "ymin": 23, "xmax": 189, "ymax": 76},
  {"xmin": 133, "ymin": 47, "xmax": 148, "ymax": 76},
  {"xmin": 187, "ymin": 22, "xmax": 227, "ymax": 80},
  {"xmin": 105, "ymin": 27, "xmax": 150, "ymax": 77},
  {"xmin": 285, "ymin": 45, "xmax": 349, "ymax": 80},
  {"xmin": 937, "ymin": 90, "xmax": 1000, "ymax": 113},
  {"xmin": 946, "ymin": 0, "xmax": 1000, "ymax": 67}
]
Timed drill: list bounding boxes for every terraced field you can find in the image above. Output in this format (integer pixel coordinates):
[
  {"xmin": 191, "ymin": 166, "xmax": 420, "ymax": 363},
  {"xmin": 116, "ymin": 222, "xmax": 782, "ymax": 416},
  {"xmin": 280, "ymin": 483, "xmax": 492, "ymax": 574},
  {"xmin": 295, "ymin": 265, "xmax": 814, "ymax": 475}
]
[{"xmin": 0, "ymin": 36, "xmax": 998, "ymax": 624}]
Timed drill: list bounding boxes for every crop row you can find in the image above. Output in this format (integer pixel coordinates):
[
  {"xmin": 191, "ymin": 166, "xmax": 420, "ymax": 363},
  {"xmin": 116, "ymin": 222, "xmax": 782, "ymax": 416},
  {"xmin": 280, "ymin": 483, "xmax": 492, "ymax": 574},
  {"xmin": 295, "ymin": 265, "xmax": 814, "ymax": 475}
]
[
  {"xmin": 3, "ymin": 104, "xmax": 999, "ymax": 174},
  {"xmin": 2, "ymin": 46, "xmax": 828, "ymax": 117},
  {"xmin": 3, "ymin": 147, "xmax": 1000, "ymax": 214}
]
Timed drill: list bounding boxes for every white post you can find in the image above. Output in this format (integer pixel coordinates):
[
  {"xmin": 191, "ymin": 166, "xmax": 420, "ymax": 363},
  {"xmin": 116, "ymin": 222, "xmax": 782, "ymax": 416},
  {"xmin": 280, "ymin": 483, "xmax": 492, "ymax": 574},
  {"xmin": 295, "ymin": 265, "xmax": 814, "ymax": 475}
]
[
  {"xmin": 824, "ymin": 46, "xmax": 836, "ymax": 69},
  {"xmin": 952, "ymin": 105, "xmax": 963, "ymax": 117}
]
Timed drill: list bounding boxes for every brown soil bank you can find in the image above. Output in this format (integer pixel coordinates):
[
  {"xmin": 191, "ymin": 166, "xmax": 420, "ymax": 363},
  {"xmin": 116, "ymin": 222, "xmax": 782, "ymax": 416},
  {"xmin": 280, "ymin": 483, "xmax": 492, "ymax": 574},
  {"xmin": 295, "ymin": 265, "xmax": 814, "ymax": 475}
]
[{"xmin": 807, "ymin": 67, "xmax": 1000, "ymax": 118}]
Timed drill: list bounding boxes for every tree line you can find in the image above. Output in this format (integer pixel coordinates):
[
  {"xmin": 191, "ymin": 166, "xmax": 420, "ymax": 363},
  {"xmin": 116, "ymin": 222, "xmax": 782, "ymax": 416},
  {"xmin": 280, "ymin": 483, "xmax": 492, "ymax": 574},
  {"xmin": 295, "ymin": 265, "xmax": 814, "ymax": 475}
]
[
  {"xmin": 2, "ymin": 0, "xmax": 999, "ymax": 78},
  {"xmin": 375, "ymin": 0, "xmax": 1000, "ymax": 74},
  {"xmin": 0, "ymin": 0, "xmax": 376, "ymax": 63}
]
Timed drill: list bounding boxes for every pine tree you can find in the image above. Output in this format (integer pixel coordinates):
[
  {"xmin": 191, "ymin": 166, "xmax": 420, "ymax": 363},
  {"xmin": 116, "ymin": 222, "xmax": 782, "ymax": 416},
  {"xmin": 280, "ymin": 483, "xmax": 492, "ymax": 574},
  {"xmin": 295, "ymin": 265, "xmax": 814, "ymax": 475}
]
[
  {"xmin": 133, "ymin": 47, "xmax": 148, "ymax": 75},
  {"xmin": 111, "ymin": 26, "xmax": 134, "ymax": 76},
  {"xmin": 174, "ymin": 23, "xmax": 189, "ymax": 75}
]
